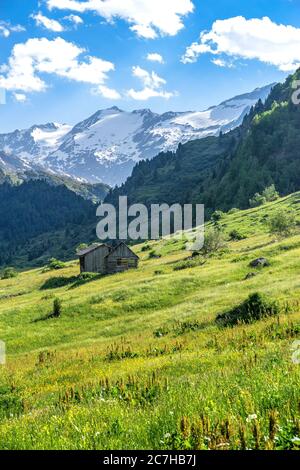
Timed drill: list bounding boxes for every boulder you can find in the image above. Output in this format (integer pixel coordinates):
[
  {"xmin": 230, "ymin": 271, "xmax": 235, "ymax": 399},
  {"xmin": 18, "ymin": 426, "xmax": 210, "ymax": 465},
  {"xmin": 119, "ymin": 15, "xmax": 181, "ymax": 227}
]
[
  {"xmin": 249, "ymin": 258, "xmax": 270, "ymax": 268},
  {"xmin": 245, "ymin": 272, "xmax": 258, "ymax": 280}
]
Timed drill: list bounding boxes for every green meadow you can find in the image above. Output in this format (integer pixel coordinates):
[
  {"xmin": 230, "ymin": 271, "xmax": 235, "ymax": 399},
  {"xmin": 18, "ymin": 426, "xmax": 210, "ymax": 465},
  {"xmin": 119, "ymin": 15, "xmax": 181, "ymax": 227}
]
[{"xmin": 0, "ymin": 193, "xmax": 299, "ymax": 450}]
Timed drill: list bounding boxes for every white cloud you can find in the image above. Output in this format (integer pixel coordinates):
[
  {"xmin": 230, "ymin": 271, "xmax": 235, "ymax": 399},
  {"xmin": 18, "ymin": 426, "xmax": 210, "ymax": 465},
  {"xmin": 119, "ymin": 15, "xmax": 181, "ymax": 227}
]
[
  {"xmin": 0, "ymin": 37, "xmax": 119, "ymax": 100},
  {"xmin": 13, "ymin": 93, "xmax": 27, "ymax": 103},
  {"xmin": 46, "ymin": 0, "xmax": 194, "ymax": 38},
  {"xmin": 147, "ymin": 53, "xmax": 164, "ymax": 64},
  {"xmin": 182, "ymin": 16, "xmax": 300, "ymax": 72},
  {"xmin": 0, "ymin": 20, "xmax": 25, "ymax": 37},
  {"xmin": 0, "ymin": 25, "xmax": 10, "ymax": 38},
  {"xmin": 211, "ymin": 58, "xmax": 234, "ymax": 68},
  {"xmin": 64, "ymin": 14, "xmax": 83, "ymax": 25},
  {"xmin": 127, "ymin": 66, "xmax": 175, "ymax": 100},
  {"xmin": 32, "ymin": 12, "xmax": 64, "ymax": 32},
  {"xmin": 95, "ymin": 85, "xmax": 121, "ymax": 100}
]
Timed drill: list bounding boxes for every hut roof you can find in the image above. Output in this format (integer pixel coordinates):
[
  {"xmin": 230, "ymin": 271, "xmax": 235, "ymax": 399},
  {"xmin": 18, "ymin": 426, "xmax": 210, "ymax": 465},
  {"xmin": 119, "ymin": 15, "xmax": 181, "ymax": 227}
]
[
  {"xmin": 77, "ymin": 243, "xmax": 109, "ymax": 257},
  {"xmin": 105, "ymin": 242, "xmax": 139, "ymax": 259}
]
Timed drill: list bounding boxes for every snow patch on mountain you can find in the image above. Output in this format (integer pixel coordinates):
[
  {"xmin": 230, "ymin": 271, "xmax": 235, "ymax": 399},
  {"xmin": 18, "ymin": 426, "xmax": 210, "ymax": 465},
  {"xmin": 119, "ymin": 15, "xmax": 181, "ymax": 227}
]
[
  {"xmin": 30, "ymin": 124, "xmax": 72, "ymax": 159},
  {"xmin": 0, "ymin": 84, "xmax": 275, "ymax": 186}
]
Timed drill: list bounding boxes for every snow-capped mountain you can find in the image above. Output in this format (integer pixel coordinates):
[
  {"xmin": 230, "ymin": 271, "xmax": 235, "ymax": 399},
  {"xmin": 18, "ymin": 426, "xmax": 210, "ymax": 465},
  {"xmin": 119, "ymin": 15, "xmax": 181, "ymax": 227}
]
[
  {"xmin": 0, "ymin": 84, "xmax": 274, "ymax": 186},
  {"xmin": 0, "ymin": 122, "xmax": 71, "ymax": 163}
]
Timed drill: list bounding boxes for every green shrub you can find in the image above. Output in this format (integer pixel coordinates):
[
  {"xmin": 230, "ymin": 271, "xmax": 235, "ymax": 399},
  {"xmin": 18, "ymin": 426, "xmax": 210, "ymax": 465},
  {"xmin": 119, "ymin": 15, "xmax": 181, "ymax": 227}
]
[
  {"xmin": 141, "ymin": 245, "xmax": 151, "ymax": 252},
  {"xmin": 216, "ymin": 293, "xmax": 280, "ymax": 327},
  {"xmin": 249, "ymin": 185, "xmax": 279, "ymax": 207},
  {"xmin": 48, "ymin": 258, "xmax": 66, "ymax": 270},
  {"xmin": 76, "ymin": 243, "xmax": 88, "ymax": 253},
  {"xmin": 211, "ymin": 210, "xmax": 225, "ymax": 223},
  {"xmin": 228, "ymin": 208, "xmax": 239, "ymax": 215},
  {"xmin": 1, "ymin": 267, "xmax": 18, "ymax": 279},
  {"xmin": 249, "ymin": 193, "xmax": 267, "ymax": 208},
  {"xmin": 105, "ymin": 344, "xmax": 139, "ymax": 362},
  {"xmin": 262, "ymin": 184, "xmax": 280, "ymax": 202},
  {"xmin": 201, "ymin": 228, "xmax": 226, "ymax": 255},
  {"xmin": 52, "ymin": 298, "xmax": 62, "ymax": 318},
  {"xmin": 0, "ymin": 387, "xmax": 24, "ymax": 420},
  {"xmin": 173, "ymin": 258, "xmax": 205, "ymax": 271},
  {"xmin": 267, "ymin": 209, "xmax": 296, "ymax": 238},
  {"xmin": 149, "ymin": 251, "xmax": 161, "ymax": 259},
  {"xmin": 229, "ymin": 229, "xmax": 246, "ymax": 241}
]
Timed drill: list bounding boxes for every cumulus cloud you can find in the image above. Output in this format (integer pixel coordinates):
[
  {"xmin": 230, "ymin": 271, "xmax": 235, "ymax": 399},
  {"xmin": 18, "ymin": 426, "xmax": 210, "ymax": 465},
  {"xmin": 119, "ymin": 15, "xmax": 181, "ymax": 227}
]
[
  {"xmin": 0, "ymin": 37, "xmax": 120, "ymax": 100},
  {"xmin": 95, "ymin": 85, "xmax": 121, "ymax": 100},
  {"xmin": 32, "ymin": 12, "xmax": 64, "ymax": 32},
  {"xmin": 182, "ymin": 16, "xmax": 300, "ymax": 71},
  {"xmin": 13, "ymin": 93, "xmax": 27, "ymax": 103},
  {"xmin": 46, "ymin": 0, "xmax": 194, "ymax": 38},
  {"xmin": 147, "ymin": 53, "xmax": 164, "ymax": 64},
  {"xmin": 0, "ymin": 20, "xmax": 25, "ymax": 38},
  {"xmin": 212, "ymin": 58, "xmax": 234, "ymax": 68},
  {"xmin": 0, "ymin": 25, "xmax": 10, "ymax": 38},
  {"xmin": 64, "ymin": 14, "xmax": 83, "ymax": 25},
  {"xmin": 127, "ymin": 66, "xmax": 175, "ymax": 100}
]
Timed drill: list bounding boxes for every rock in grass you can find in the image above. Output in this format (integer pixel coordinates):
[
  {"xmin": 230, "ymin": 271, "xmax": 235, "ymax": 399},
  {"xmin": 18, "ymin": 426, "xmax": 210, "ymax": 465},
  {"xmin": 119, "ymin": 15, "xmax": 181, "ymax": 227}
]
[
  {"xmin": 249, "ymin": 258, "xmax": 270, "ymax": 268},
  {"xmin": 245, "ymin": 272, "xmax": 258, "ymax": 280}
]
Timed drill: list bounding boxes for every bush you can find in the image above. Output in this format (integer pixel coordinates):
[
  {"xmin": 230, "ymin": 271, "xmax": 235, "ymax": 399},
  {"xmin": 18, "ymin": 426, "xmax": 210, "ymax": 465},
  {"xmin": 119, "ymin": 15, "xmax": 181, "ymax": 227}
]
[
  {"xmin": 262, "ymin": 184, "xmax": 279, "ymax": 202},
  {"xmin": 148, "ymin": 251, "xmax": 161, "ymax": 259},
  {"xmin": 141, "ymin": 245, "xmax": 151, "ymax": 252},
  {"xmin": 173, "ymin": 258, "xmax": 206, "ymax": 271},
  {"xmin": 229, "ymin": 229, "xmax": 246, "ymax": 241},
  {"xmin": 216, "ymin": 293, "xmax": 280, "ymax": 327},
  {"xmin": 249, "ymin": 185, "xmax": 279, "ymax": 208},
  {"xmin": 249, "ymin": 193, "xmax": 267, "ymax": 208},
  {"xmin": 76, "ymin": 243, "xmax": 88, "ymax": 253},
  {"xmin": 228, "ymin": 208, "xmax": 239, "ymax": 215},
  {"xmin": 48, "ymin": 258, "xmax": 66, "ymax": 270},
  {"xmin": 267, "ymin": 210, "xmax": 296, "ymax": 238},
  {"xmin": 201, "ymin": 228, "xmax": 226, "ymax": 255},
  {"xmin": 211, "ymin": 210, "xmax": 225, "ymax": 223},
  {"xmin": 52, "ymin": 298, "xmax": 62, "ymax": 318},
  {"xmin": 1, "ymin": 267, "xmax": 18, "ymax": 279}
]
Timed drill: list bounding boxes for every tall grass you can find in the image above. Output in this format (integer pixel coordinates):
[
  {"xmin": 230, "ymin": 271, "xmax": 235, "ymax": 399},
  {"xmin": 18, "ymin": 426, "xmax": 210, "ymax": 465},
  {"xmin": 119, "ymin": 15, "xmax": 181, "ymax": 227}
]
[{"xmin": 0, "ymin": 193, "xmax": 299, "ymax": 449}]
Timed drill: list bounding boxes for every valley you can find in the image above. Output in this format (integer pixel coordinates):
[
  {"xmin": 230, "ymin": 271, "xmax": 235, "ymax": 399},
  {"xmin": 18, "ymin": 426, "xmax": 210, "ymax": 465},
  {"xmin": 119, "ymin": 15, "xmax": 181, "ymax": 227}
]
[{"xmin": 0, "ymin": 194, "xmax": 299, "ymax": 449}]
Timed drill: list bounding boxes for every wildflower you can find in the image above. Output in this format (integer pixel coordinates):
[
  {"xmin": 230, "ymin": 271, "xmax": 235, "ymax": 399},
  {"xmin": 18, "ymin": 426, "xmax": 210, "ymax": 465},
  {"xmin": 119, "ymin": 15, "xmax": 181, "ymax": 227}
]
[
  {"xmin": 164, "ymin": 433, "xmax": 171, "ymax": 439},
  {"xmin": 246, "ymin": 414, "xmax": 258, "ymax": 423}
]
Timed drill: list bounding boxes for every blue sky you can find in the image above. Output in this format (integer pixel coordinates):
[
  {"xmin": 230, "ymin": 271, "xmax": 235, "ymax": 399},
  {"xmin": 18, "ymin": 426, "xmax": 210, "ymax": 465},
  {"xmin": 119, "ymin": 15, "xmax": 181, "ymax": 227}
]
[{"xmin": 0, "ymin": 0, "xmax": 300, "ymax": 132}]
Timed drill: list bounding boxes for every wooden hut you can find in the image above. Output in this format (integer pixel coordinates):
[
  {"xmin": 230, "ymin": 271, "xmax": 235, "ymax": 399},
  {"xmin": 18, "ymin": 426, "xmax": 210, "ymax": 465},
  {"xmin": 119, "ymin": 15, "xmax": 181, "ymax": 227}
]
[{"xmin": 77, "ymin": 242, "xmax": 139, "ymax": 275}]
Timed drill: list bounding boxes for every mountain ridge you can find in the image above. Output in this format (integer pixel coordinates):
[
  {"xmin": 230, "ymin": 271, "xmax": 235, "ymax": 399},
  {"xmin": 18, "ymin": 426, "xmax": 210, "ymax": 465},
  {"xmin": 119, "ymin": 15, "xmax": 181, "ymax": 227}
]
[
  {"xmin": 0, "ymin": 84, "xmax": 274, "ymax": 186},
  {"xmin": 106, "ymin": 70, "xmax": 300, "ymax": 215}
]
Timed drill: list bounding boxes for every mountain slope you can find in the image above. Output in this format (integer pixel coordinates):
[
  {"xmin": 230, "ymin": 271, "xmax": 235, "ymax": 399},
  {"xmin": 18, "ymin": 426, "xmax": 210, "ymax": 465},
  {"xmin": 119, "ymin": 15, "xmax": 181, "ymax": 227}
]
[
  {"xmin": 0, "ymin": 192, "xmax": 299, "ymax": 449},
  {"xmin": 107, "ymin": 70, "xmax": 300, "ymax": 214},
  {"xmin": 0, "ymin": 150, "xmax": 110, "ymax": 202},
  {"xmin": 0, "ymin": 180, "xmax": 99, "ymax": 268},
  {"xmin": 0, "ymin": 84, "xmax": 273, "ymax": 186},
  {"xmin": 0, "ymin": 123, "xmax": 71, "ymax": 163}
]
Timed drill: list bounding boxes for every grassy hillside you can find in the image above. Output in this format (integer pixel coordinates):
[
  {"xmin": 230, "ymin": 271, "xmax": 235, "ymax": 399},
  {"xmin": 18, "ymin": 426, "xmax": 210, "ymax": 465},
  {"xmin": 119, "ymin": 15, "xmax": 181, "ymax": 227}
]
[{"xmin": 0, "ymin": 193, "xmax": 299, "ymax": 450}]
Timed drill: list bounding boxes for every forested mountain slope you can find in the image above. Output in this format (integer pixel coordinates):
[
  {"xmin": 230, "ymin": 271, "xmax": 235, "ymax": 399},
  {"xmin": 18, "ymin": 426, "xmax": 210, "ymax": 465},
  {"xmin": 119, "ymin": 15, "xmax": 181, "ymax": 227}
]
[
  {"xmin": 107, "ymin": 70, "xmax": 300, "ymax": 214},
  {"xmin": 0, "ymin": 180, "xmax": 98, "ymax": 268}
]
